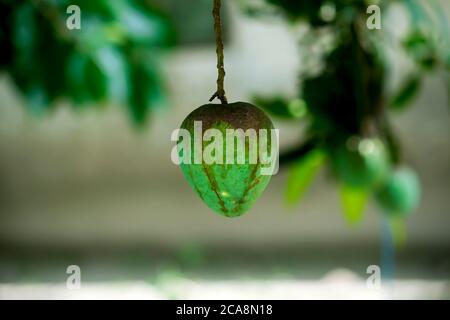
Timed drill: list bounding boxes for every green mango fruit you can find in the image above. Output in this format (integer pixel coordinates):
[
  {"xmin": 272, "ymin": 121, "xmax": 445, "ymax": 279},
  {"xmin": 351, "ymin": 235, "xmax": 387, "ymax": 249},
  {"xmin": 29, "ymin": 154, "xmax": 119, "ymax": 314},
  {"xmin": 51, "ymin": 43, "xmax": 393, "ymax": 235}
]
[
  {"xmin": 177, "ymin": 102, "xmax": 277, "ymax": 217},
  {"xmin": 331, "ymin": 137, "xmax": 389, "ymax": 188},
  {"xmin": 376, "ymin": 167, "xmax": 421, "ymax": 216}
]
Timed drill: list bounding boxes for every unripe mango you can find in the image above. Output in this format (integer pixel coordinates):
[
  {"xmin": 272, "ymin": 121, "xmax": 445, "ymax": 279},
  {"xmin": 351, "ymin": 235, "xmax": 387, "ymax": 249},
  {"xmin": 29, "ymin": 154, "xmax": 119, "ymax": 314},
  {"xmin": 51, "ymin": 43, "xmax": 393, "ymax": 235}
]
[
  {"xmin": 331, "ymin": 138, "xmax": 389, "ymax": 188},
  {"xmin": 177, "ymin": 102, "xmax": 277, "ymax": 217},
  {"xmin": 376, "ymin": 167, "xmax": 421, "ymax": 216}
]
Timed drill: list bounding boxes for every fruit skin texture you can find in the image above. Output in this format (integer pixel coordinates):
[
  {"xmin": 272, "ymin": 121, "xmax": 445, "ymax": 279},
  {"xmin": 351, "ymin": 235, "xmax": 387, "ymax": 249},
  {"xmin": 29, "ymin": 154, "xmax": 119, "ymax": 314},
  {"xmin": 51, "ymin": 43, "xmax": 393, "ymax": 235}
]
[
  {"xmin": 178, "ymin": 102, "xmax": 275, "ymax": 217},
  {"xmin": 376, "ymin": 167, "xmax": 421, "ymax": 216},
  {"xmin": 331, "ymin": 138, "xmax": 389, "ymax": 188}
]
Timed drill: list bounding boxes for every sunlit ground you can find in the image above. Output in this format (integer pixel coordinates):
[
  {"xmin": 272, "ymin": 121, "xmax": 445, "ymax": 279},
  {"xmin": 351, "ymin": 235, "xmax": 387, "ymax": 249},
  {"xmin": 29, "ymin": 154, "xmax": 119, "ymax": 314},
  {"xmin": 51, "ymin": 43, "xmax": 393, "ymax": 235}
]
[{"xmin": 1, "ymin": 246, "xmax": 449, "ymax": 299}]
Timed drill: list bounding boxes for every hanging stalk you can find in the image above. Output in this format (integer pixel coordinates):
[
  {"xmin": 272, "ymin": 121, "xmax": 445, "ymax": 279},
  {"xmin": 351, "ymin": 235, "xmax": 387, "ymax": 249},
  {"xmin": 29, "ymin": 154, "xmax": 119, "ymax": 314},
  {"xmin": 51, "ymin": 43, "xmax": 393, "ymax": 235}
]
[{"xmin": 209, "ymin": 0, "xmax": 228, "ymax": 104}]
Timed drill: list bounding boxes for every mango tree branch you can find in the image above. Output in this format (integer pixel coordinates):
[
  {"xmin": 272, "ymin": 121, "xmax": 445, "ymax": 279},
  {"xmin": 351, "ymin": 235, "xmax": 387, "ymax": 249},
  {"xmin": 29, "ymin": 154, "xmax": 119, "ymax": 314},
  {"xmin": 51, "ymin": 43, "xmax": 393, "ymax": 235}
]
[{"xmin": 209, "ymin": 0, "xmax": 228, "ymax": 104}]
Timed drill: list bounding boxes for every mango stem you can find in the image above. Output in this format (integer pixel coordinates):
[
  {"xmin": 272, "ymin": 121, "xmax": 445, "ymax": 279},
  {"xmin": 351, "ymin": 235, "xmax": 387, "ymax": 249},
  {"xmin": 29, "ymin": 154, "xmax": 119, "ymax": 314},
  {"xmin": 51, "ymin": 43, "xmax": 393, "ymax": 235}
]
[{"xmin": 209, "ymin": 0, "xmax": 228, "ymax": 104}]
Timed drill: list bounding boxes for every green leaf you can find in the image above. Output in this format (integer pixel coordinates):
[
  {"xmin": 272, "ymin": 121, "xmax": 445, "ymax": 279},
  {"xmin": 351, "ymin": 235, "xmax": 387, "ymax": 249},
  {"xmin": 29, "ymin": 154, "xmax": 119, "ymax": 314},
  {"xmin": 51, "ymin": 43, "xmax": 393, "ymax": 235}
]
[
  {"xmin": 390, "ymin": 75, "xmax": 421, "ymax": 110},
  {"xmin": 92, "ymin": 46, "xmax": 129, "ymax": 104},
  {"xmin": 108, "ymin": 0, "xmax": 173, "ymax": 47},
  {"xmin": 285, "ymin": 149, "xmax": 325, "ymax": 206},
  {"xmin": 339, "ymin": 184, "xmax": 368, "ymax": 225},
  {"xmin": 128, "ymin": 61, "xmax": 164, "ymax": 126},
  {"xmin": 255, "ymin": 96, "xmax": 307, "ymax": 119},
  {"xmin": 73, "ymin": 16, "xmax": 115, "ymax": 52},
  {"xmin": 388, "ymin": 216, "xmax": 407, "ymax": 248},
  {"xmin": 85, "ymin": 56, "xmax": 109, "ymax": 101},
  {"xmin": 403, "ymin": 31, "xmax": 437, "ymax": 69},
  {"xmin": 265, "ymin": 0, "xmax": 324, "ymax": 24},
  {"xmin": 66, "ymin": 53, "xmax": 90, "ymax": 104},
  {"xmin": 1, "ymin": 0, "xmax": 171, "ymax": 125}
]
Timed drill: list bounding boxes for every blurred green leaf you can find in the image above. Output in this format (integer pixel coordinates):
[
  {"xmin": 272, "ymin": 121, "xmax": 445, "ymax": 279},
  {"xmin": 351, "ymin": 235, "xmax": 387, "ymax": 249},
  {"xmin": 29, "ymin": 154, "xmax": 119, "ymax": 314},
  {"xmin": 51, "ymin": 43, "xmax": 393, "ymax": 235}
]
[
  {"xmin": 339, "ymin": 184, "xmax": 368, "ymax": 225},
  {"xmin": 70, "ymin": 0, "xmax": 117, "ymax": 17},
  {"xmin": 402, "ymin": 0, "xmax": 449, "ymax": 70},
  {"xmin": 255, "ymin": 96, "xmax": 290, "ymax": 118},
  {"xmin": 388, "ymin": 216, "xmax": 407, "ymax": 248},
  {"xmin": 255, "ymin": 96, "xmax": 307, "ymax": 119},
  {"xmin": 93, "ymin": 46, "xmax": 129, "ymax": 103},
  {"xmin": 1, "ymin": 0, "xmax": 173, "ymax": 125},
  {"xmin": 266, "ymin": 0, "xmax": 330, "ymax": 25},
  {"xmin": 376, "ymin": 167, "xmax": 421, "ymax": 216},
  {"xmin": 85, "ymin": 57, "xmax": 109, "ymax": 101},
  {"xmin": 403, "ymin": 31, "xmax": 437, "ymax": 70},
  {"xmin": 10, "ymin": 3, "xmax": 39, "ymax": 95},
  {"xmin": 285, "ymin": 149, "xmax": 326, "ymax": 206},
  {"xmin": 390, "ymin": 75, "xmax": 421, "ymax": 110},
  {"xmin": 128, "ymin": 58, "xmax": 164, "ymax": 126},
  {"xmin": 66, "ymin": 53, "xmax": 90, "ymax": 103},
  {"xmin": 112, "ymin": 0, "xmax": 173, "ymax": 46},
  {"xmin": 75, "ymin": 18, "xmax": 116, "ymax": 51}
]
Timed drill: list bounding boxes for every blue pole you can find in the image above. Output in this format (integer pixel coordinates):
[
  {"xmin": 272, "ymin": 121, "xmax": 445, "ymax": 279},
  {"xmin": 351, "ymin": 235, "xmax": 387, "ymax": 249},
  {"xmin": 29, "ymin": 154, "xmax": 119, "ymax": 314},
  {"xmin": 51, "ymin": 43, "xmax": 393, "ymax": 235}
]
[{"xmin": 381, "ymin": 216, "xmax": 395, "ymax": 295}]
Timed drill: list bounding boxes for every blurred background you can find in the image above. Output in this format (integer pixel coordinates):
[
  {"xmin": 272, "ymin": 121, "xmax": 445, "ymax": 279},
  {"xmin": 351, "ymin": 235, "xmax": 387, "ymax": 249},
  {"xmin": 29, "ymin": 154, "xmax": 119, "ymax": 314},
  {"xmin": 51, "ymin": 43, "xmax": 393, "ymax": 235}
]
[{"xmin": 0, "ymin": 0, "xmax": 449, "ymax": 299}]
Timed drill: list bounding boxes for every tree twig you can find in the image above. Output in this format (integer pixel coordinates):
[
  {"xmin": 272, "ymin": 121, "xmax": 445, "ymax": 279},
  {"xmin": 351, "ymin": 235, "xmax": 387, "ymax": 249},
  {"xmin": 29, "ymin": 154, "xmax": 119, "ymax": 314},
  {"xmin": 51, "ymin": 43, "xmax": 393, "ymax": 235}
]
[{"xmin": 209, "ymin": 0, "xmax": 228, "ymax": 104}]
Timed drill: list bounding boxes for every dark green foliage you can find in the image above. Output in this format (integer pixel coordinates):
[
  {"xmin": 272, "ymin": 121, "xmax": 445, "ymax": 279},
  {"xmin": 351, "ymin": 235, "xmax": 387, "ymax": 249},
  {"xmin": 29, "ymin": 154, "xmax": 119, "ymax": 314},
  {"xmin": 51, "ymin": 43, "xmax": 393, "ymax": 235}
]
[
  {"xmin": 390, "ymin": 75, "xmax": 421, "ymax": 110},
  {"xmin": 266, "ymin": 0, "xmax": 324, "ymax": 23},
  {"xmin": 403, "ymin": 31, "xmax": 438, "ymax": 70},
  {"xmin": 0, "ymin": 0, "xmax": 174, "ymax": 125},
  {"xmin": 250, "ymin": 0, "xmax": 448, "ymax": 220},
  {"xmin": 254, "ymin": 96, "xmax": 307, "ymax": 119}
]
